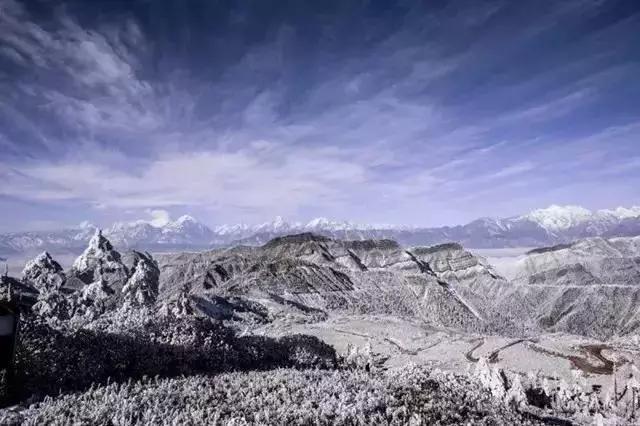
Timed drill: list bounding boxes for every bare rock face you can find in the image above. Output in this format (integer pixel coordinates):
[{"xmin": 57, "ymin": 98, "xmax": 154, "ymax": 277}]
[
  {"xmin": 411, "ymin": 243, "xmax": 503, "ymax": 286},
  {"xmin": 122, "ymin": 251, "xmax": 160, "ymax": 306},
  {"xmin": 22, "ymin": 251, "xmax": 66, "ymax": 291},
  {"xmin": 70, "ymin": 229, "xmax": 129, "ymax": 289}
]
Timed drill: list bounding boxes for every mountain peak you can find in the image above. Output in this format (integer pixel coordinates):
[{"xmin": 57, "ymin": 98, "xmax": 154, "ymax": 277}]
[
  {"xmin": 159, "ymin": 214, "xmax": 213, "ymax": 244},
  {"xmin": 22, "ymin": 250, "xmax": 65, "ymax": 291},
  {"xmin": 306, "ymin": 217, "xmax": 330, "ymax": 228},
  {"xmin": 72, "ymin": 229, "xmax": 128, "ymax": 285},
  {"xmin": 163, "ymin": 215, "xmax": 203, "ymax": 231},
  {"xmin": 175, "ymin": 214, "xmax": 197, "ymax": 224},
  {"xmin": 523, "ymin": 205, "xmax": 593, "ymax": 231},
  {"xmin": 90, "ymin": 228, "xmax": 107, "ymax": 245},
  {"xmin": 257, "ymin": 216, "xmax": 291, "ymax": 231}
]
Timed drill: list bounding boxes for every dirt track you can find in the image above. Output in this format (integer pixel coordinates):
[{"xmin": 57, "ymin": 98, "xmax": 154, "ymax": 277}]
[
  {"xmin": 465, "ymin": 338, "xmax": 485, "ymax": 362},
  {"xmin": 465, "ymin": 338, "xmax": 532, "ymax": 363}
]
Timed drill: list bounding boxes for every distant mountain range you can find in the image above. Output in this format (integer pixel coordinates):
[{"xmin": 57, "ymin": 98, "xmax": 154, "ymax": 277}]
[{"xmin": 1, "ymin": 205, "xmax": 640, "ymax": 256}]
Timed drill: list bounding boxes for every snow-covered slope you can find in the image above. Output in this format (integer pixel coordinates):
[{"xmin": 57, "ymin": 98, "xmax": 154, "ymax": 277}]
[
  {"xmin": 481, "ymin": 235, "xmax": 640, "ymax": 338},
  {"xmin": 511, "ymin": 236, "xmax": 640, "ymax": 286},
  {"xmin": 158, "ymin": 215, "xmax": 214, "ymax": 245},
  {"xmin": 523, "ymin": 205, "xmax": 594, "ymax": 231}
]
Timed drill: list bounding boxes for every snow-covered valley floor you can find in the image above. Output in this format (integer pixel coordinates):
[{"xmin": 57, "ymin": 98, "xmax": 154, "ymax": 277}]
[{"xmin": 259, "ymin": 314, "xmax": 640, "ymax": 399}]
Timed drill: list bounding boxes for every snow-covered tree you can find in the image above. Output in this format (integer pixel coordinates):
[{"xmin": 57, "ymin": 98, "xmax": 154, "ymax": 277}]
[
  {"xmin": 22, "ymin": 251, "xmax": 65, "ymax": 291},
  {"xmin": 341, "ymin": 341, "xmax": 375, "ymax": 371},
  {"xmin": 504, "ymin": 373, "xmax": 527, "ymax": 409},
  {"xmin": 159, "ymin": 284, "xmax": 194, "ymax": 318},
  {"xmin": 32, "ymin": 289, "xmax": 74, "ymax": 321},
  {"xmin": 121, "ymin": 251, "xmax": 159, "ymax": 307},
  {"xmin": 473, "ymin": 357, "xmax": 507, "ymax": 400}
]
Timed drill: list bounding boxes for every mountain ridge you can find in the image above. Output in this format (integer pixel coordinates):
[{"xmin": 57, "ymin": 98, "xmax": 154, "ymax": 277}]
[{"xmin": 2, "ymin": 204, "xmax": 640, "ymax": 256}]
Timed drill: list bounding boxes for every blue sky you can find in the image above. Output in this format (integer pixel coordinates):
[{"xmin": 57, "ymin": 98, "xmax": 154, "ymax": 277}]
[{"xmin": 0, "ymin": 0, "xmax": 639, "ymax": 231}]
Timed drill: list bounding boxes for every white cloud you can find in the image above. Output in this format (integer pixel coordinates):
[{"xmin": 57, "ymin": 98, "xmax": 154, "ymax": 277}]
[{"xmin": 146, "ymin": 209, "xmax": 171, "ymax": 227}]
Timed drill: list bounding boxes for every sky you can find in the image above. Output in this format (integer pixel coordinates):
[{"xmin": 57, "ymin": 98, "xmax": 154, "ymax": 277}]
[{"xmin": 0, "ymin": 0, "xmax": 639, "ymax": 232}]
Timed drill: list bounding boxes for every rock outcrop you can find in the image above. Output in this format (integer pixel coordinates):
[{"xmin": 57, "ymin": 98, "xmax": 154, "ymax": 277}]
[
  {"xmin": 70, "ymin": 229, "xmax": 129, "ymax": 289},
  {"xmin": 22, "ymin": 251, "xmax": 66, "ymax": 291}
]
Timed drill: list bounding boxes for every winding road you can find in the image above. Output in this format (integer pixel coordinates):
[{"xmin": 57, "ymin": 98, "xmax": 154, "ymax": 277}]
[{"xmin": 465, "ymin": 338, "xmax": 534, "ymax": 363}]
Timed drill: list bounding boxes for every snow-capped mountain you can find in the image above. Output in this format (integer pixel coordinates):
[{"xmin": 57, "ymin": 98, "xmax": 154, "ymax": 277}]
[
  {"xmin": 522, "ymin": 205, "xmax": 594, "ymax": 231},
  {"xmin": 0, "ymin": 216, "xmax": 217, "ymax": 256},
  {"xmin": 2, "ymin": 205, "xmax": 640, "ymax": 256},
  {"xmin": 521, "ymin": 204, "xmax": 640, "ymax": 233},
  {"xmin": 104, "ymin": 215, "xmax": 215, "ymax": 248},
  {"xmin": 0, "ymin": 225, "xmax": 100, "ymax": 255},
  {"xmin": 218, "ymin": 205, "xmax": 640, "ymax": 248},
  {"xmin": 158, "ymin": 215, "xmax": 214, "ymax": 244}
]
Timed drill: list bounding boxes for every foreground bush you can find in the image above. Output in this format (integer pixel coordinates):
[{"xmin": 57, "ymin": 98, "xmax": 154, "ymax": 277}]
[
  {"xmin": 9, "ymin": 309, "xmax": 336, "ymax": 403},
  {"xmin": 1, "ymin": 366, "xmax": 547, "ymax": 426}
]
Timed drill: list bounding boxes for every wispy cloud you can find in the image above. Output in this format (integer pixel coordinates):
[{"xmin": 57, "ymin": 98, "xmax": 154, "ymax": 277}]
[
  {"xmin": 0, "ymin": 146, "xmax": 369, "ymax": 218},
  {"xmin": 0, "ymin": 0, "xmax": 639, "ymax": 230}
]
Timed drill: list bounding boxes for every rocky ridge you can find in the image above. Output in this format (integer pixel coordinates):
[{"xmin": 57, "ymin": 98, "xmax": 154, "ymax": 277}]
[{"xmin": 11, "ymin": 229, "xmax": 640, "ymax": 340}]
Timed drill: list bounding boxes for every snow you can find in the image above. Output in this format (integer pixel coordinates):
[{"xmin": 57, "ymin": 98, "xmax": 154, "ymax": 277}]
[
  {"xmin": 521, "ymin": 204, "xmax": 640, "ymax": 232},
  {"xmin": 523, "ymin": 205, "xmax": 594, "ymax": 231},
  {"xmin": 175, "ymin": 214, "xmax": 197, "ymax": 225},
  {"xmin": 598, "ymin": 206, "xmax": 640, "ymax": 220},
  {"xmin": 214, "ymin": 223, "xmax": 251, "ymax": 235},
  {"xmin": 305, "ymin": 217, "xmax": 332, "ymax": 228},
  {"xmin": 305, "ymin": 217, "xmax": 358, "ymax": 231},
  {"xmin": 255, "ymin": 216, "xmax": 294, "ymax": 232},
  {"xmin": 78, "ymin": 221, "xmax": 96, "ymax": 229}
]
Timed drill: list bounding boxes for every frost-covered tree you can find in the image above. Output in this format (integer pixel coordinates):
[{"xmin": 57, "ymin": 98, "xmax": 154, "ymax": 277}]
[
  {"xmin": 504, "ymin": 373, "xmax": 527, "ymax": 409},
  {"xmin": 160, "ymin": 284, "xmax": 194, "ymax": 318},
  {"xmin": 121, "ymin": 251, "xmax": 159, "ymax": 307},
  {"xmin": 473, "ymin": 357, "xmax": 507, "ymax": 400},
  {"xmin": 77, "ymin": 276, "xmax": 116, "ymax": 319},
  {"xmin": 22, "ymin": 251, "xmax": 65, "ymax": 291},
  {"xmin": 22, "ymin": 252, "xmax": 78, "ymax": 324},
  {"xmin": 32, "ymin": 289, "xmax": 75, "ymax": 322},
  {"xmin": 341, "ymin": 341, "xmax": 375, "ymax": 371}
]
